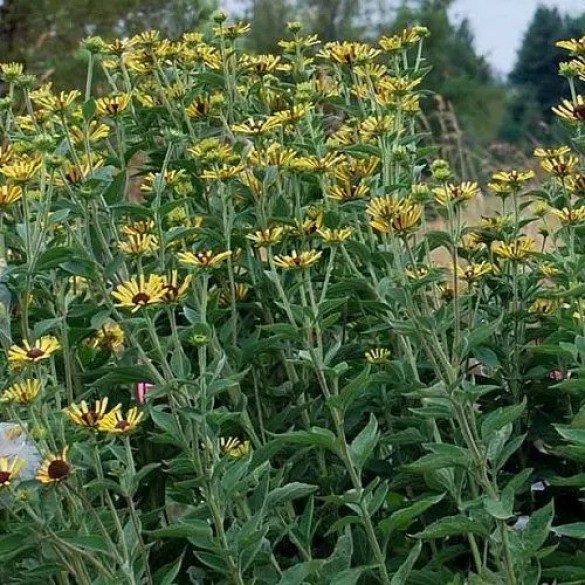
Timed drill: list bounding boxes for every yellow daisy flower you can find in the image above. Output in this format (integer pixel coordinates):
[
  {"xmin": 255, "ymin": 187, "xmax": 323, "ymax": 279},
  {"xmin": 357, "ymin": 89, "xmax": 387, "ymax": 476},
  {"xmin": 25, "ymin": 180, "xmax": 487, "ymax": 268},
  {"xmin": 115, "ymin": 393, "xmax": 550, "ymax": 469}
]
[
  {"xmin": 8, "ymin": 336, "xmax": 61, "ymax": 367},
  {"xmin": 0, "ymin": 456, "xmax": 25, "ymax": 488},
  {"xmin": 0, "ymin": 185, "xmax": 23, "ymax": 207},
  {"xmin": 273, "ymin": 250, "xmax": 322, "ymax": 269},
  {"xmin": 455, "ymin": 262, "xmax": 494, "ymax": 283},
  {"xmin": 540, "ymin": 155, "xmax": 579, "ymax": 177},
  {"xmin": 246, "ymin": 227, "xmax": 284, "ymax": 247},
  {"xmin": 552, "ymin": 95, "xmax": 585, "ymax": 122},
  {"xmin": 218, "ymin": 283, "xmax": 250, "ymax": 306},
  {"xmin": 97, "ymin": 406, "xmax": 144, "ymax": 434},
  {"xmin": 219, "ymin": 437, "xmax": 251, "ymax": 458},
  {"xmin": 64, "ymin": 398, "xmax": 118, "ymax": 428},
  {"xmin": 112, "ymin": 275, "xmax": 167, "ymax": 311},
  {"xmin": 1, "ymin": 379, "xmax": 41, "ymax": 404},
  {"xmin": 433, "ymin": 182, "xmax": 480, "ymax": 207},
  {"xmin": 365, "ymin": 348, "xmax": 391, "ymax": 364},
  {"xmin": 161, "ymin": 271, "xmax": 192, "ymax": 302},
  {"xmin": 317, "ymin": 227, "xmax": 352, "ymax": 244},
  {"xmin": 95, "ymin": 94, "xmax": 131, "ymax": 116},
  {"xmin": 549, "ymin": 207, "xmax": 585, "ymax": 224},
  {"xmin": 490, "ymin": 170, "xmax": 535, "ymax": 188},
  {"xmin": 89, "ymin": 321, "xmax": 125, "ymax": 353},
  {"xmin": 1, "ymin": 158, "xmax": 41, "ymax": 182},
  {"xmin": 117, "ymin": 233, "xmax": 159, "ymax": 256},
  {"xmin": 177, "ymin": 250, "xmax": 232, "ymax": 269},
  {"xmin": 36, "ymin": 447, "xmax": 71, "ymax": 484},
  {"xmin": 492, "ymin": 238, "xmax": 536, "ymax": 262}
]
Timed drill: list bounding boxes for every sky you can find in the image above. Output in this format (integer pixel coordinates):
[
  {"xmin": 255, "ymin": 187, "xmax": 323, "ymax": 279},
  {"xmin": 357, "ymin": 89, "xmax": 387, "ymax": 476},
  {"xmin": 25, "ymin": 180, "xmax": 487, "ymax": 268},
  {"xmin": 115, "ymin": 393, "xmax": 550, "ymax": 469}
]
[{"xmin": 448, "ymin": 0, "xmax": 584, "ymax": 75}]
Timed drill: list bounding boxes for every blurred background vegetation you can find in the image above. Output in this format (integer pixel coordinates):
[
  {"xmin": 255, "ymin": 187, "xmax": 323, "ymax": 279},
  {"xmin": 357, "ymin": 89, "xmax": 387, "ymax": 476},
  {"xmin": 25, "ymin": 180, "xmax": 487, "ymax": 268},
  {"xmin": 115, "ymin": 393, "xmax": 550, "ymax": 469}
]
[{"xmin": 1, "ymin": 0, "xmax": 584, "ymax": 177}]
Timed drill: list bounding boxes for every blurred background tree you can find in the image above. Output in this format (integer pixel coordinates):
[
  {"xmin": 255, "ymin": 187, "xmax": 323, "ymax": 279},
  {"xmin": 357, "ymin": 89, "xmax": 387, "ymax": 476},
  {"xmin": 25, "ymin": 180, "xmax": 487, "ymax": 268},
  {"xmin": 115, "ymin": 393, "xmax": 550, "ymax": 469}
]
[{"xmin": 0, "ymin": 0, "xmax": 217, "ymax": 87}]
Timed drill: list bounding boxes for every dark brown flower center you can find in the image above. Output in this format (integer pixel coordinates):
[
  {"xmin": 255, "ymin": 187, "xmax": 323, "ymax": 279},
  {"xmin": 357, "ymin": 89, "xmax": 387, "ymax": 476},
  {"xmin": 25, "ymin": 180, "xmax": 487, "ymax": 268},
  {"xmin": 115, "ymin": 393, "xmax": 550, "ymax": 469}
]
[
  {"xmin": 132, "ymin": 292, "xmax": 151, "ymax": 305},
  {"xmin": 162, "ymin": 284, "xmax": 178, "ymax": 300},
  {"xmin": 115, "ymin": 420, "xmax": 130, "ymax": 430},
  {"xmin": 26, "ymin": 348, "xmax": 45, "ymax": 360},
  {"xmin": 81, "ymin": 411, "xmax": 99, "ymax": 426},
  {"xmin": 575, "ymin": 104, "xmax": 585, "ymax": 120},
  {"xmin": 48, "ymin": 459, "xmax": 70, "ymax": 480},
  {"xmin": 0, "ymin": 471, "xmax": 12, "ymax": 484}
]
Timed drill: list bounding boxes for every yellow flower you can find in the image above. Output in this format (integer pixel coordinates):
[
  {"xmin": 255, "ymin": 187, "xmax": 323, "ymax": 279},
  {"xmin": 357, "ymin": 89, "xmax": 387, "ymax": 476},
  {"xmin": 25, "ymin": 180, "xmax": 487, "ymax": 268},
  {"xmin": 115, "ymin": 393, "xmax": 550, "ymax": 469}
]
[
  {"xmin": 97, "ymin": 406, "xmax": 144, "ymax": 434},
  {"xmin": 231, "ymin": 118, "xmax": 274, "ymax": 136},
  {"xmin": 1, "ymin": 158, "xmax": 41, "ymax": 182},
  {"xmin": 219, "ymin": 437, "xmax": 251, "ymax": 458},
  {"xmin": 539, "ymin": 261, "xmax": 560, "ymax": 278},
  {"xmin": 247, "ymin": 144, "xmax": 298, "ymax": 167},
  {"xmin": 549, "ymin": 206, "xmax": 585, "ymax": 224},
  {"xmin": 33, "ymin": 90, "xmax": 81, "ymax": 112},
  {"xmin": 36, "ymin": 447, "xmax": 71, "ymax": 484},
  {"xmin": 455, "ymin": 262, "xmax": 494, "ymax": 283},
  {"xmin": 185, "ymin": 93, "xmax": 223, "ymax": 118},
  {"xmin": 213, "ymin": 21, "xmax": 251, "ymax": 40},
  {"xmin": 218, "ymin": 283, "xmax": 250, "ymax": 306},
  {"xmin": 161, "ymin": 271, "xmax": 192, "ymax": 302},
  {"xmin": 0, "ymin": 184, "xmax": 23, "ymax": 207},
  {"xmin": 64, "ymin": 398, "xmax": 118, "ymax": 428},
  {"xmin": 367, "ymin": 196, "xmax": 422, "ymax": 235},
  {"xmin": 459, "ymin": 232, "xmax": 486, "ymax": 252},
  {"xmin": 291, "ymin": 153, "xmax": 346, "ymax": 174},
  {"xmin": 433, "ymin": 182, "xmax": 480, "ymax": 206},
  {"xmin": 540, "ymin": 155, "xmax": 579, "ymax": 177},
  {"xmin": 327, "ymin": 180, "xmax": 370, "ymax": 202},
  {"xmin": 247, "ymin": 227, "xmax": 284, "ymax": 247},
  {"xmin": 0, "ymin": 456, "xmax": 25, "ymax": 488},
  {"xmin": 117, "ymin": 233, "xmax": 159, "ymax": 256},
  {"xmin": 122, "ymin": 220, "xmax": 156, "ymax": 236},
  {"xmin": 178, "ymin": 250, "xmax": 232, "ymax": 269},
  {"xmin": 69, "ymin": 121, "xmax": 111, "ymax": 144},
  {"xmin": 533, "ymin": 146, "xmax": 572, "ymax": 159},
  {"xmin": 201, "ymin": 164, "xmax": 246, "ymax": 181},
  {"xmin": 0, "ymin": 145, "xmax": 14, "ymax": 165},
  {"xmin": 552, "ymin": 95, "xmax": 585, "ymax": 122},
  {"xmin": 140, "ymin": 170, "xmax": 188, "ymax": 194},
  {"xmin": 492, "ymin": 238, "xmax": 536, "ymax": 262},
  {"xmin": 491, "ymin": 169, "xmax": 535, "ymax": 188},
  {"xmin": 317, "ymin": 41, "xmax": 381, "ymax": 65},
  {"xmin": 317, "ymin": 227, "xmax": 352, "ymax": 244},
  {"xmin": 112, "ymin": 274, "xmax": 167, "ymax": 311},
  {"xmin": 405, "ymin": 266, "xmax": 429, "ymax": 280},
  {"xmin": 556, "ymin": 37, "xmax": 585, "ymax": 56},
  {"xmin": 95, "ymin": 94, "xmax": 131, "ymax": 116},
  {"xmin": 1, "ymin": 379, "xmax": 41, "ymax": 404},
  {"xmin": 89, "ymin": 321, "xmax": 125, "ymax": 353},
  {"xmin": 365, "ymin": 348, "xmax": 391, "ymax": 364},
  {"xmin": 529, "ymin": 298, "xmax": 557, "ymax": 314},
  {"xmin": 8, "ymin": 336, "xmax": 61, "ymax": 367},
  {"xmin": 0, "ymin": 62, "xmax": 24, "ymax": 82},
  {"xmin": 274, "ymin": 250, "xmax": 322, "ymax": 269}
]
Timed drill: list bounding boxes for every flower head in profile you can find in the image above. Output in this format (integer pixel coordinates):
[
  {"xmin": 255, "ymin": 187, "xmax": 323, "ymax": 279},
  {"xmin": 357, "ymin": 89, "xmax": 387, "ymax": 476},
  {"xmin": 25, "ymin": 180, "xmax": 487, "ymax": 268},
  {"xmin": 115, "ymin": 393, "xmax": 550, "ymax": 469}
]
[
  {"xmin": 317, "ymin": 41, "xmax": 381, "ymax": 66},
  {"xmin": 556, "ymin": 37, "xmax": 585, "ymax": 56},
  {"xmin": 112, "ymin": 274, "xmax": 167, "ymax": 312},
  {"xmin": 490, "ymin": 170, "xmax": 535, "ymax": 189},
  {"xmin": 161, "ymin": 271, "xmax": 192, "ymax": 302},
  {"xmin": 492, "ymin": 238, "xmax": 536, "ymax": 262},
  {"xmin": 178, "ymin": 250, "xmax": 231, "ymax": 269},
  {"xmin": 97, "ymin": 407, "xmax": 144, "ymax": 435},
  {"xmin": 247, "ymin": 227, "xmax": 284, "ymax": 247},
  {"xmin": 367, "ymin": 196, "xmax": 422, "ymax": 236},
  {"xmin": 64, "ymin": 398, "xmax": 119, "ymax": 428},
  {"xmin": 433, "ymin": 182, "xmax": 480, "ymax": 207},
  {"xmin": 117, "ymin": 233, "xmax": 159, "ymax": 256},
  {"xmin": 1, "ymin": 379, "xmax": 41, "ymax": 404},
  {"xmin": 219, "ymin": 437, "xmax": 251, "ymax": 458},
  {"xmin": 549, "ymin": 206, "xmax": 585, "ymax": 225},
  {"xmin": 317, "ymin": 227, "xmax": 353, "ymax": 244},
  {"xmin": 455, "ymin": 262, "xmax": 494, "ymax": 283},
  {"xmin": 89, "ymin": 321, "xmax": 125, "ymax": 353},
  {"xmin": 365, "ymin": 348, "xmax": 391, "ymax": 364},
  {"xmin": 552, "ymin": 95, "xmax": 585, "ymax": 123},
  {"xmin": 37, "ymin": 447, "xmax": 71, "ymax": 485},
  {"xmin": 274, "ymin": 250, "xmax": 322, "ymax": 270},
  {"xmin": 0, "ymin": 456, "xmax": 25, "ymax": 488},
  {"xmin": 8, "ymin": 336, "xmax": 61, "ymax": 367},
  {"xmin": 1, "ymin": 158, "xmax": 41, "ymax": 183},
  {"xmin": 0, "ymin": 185, "xmax": 23, "ymax": 208},
  {"xmin": 95, "ymin": 94, "xmax": 131, "ymax": 116},
  {"xmin": 540, "ymin": 154, "xmax": 579, "ymax": 177},
  {"xmin": 33, "ymin": 90, "xmax": 81, "ymax": 113}
]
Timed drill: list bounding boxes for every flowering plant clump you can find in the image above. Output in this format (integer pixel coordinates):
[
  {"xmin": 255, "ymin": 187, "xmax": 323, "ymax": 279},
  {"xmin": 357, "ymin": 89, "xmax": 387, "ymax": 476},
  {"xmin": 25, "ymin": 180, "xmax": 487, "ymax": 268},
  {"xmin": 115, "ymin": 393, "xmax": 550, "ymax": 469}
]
[{"xmin": 1, "ymin": 17, "xmax": 585, "ymax": 584}]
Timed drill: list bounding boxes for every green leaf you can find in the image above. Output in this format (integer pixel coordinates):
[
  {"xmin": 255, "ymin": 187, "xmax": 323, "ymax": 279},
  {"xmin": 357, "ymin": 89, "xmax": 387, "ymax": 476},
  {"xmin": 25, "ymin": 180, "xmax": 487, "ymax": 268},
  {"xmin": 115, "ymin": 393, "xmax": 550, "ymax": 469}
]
[
  {"xmin": 552, "ymin": 523, "xmax": 585, "ymax": 538},
  {"xmin": 523, "ymin": 501, "xmax": 554, "ymax": 555},
  {"xmin": 280, "ymin": 427, "xmax": 338, "ymax": 453},
  {"xmin": 277, "ymin": 561, "xmax": 322, "ymax": 585},
  {"xmin": 330, "ymin": 568, "xmax": 366, "ymax": 585},
  {"xmin": 481, "ymin": 398, "xmax": 526, "ymax": 441},
  {"xmin": 153, "ymin": 553, "xmax": 185, "ymax": 585},
  {"xmin": 334, "ymin": 367, "xmax": 370, "ymax": 412},
  {"xmin": 60, "ymin": 535, "xmax": 111, "ymax": 554},
  {"xmin": 266, "ymin": 482, "xmax": 318, "ymax": 508},
  {"xmin": 391, "ymin": 541, "xmax": 423, "ymax": 585},
  {"xmin": 379, "ymin": 493, "xmax": 445, "ymax": 535},
  {"xmin": 148, "ymin": 519, "xmax": 213, "ymax": 543},
  {"xmin": 350, "ymin": 414, "xmax": 379, "ymax": 471},
  {"xmin": 414, "ymin": 515, "xmax": 489, "ymax": 539}
]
